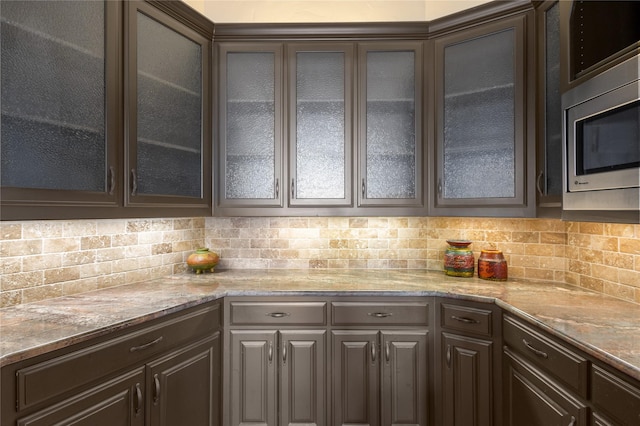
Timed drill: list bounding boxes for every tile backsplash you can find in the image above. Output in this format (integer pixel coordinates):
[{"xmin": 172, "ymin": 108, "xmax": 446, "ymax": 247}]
[{"xmin": 2, "ymin": 216, "xmax": 640, "ymax": 307}]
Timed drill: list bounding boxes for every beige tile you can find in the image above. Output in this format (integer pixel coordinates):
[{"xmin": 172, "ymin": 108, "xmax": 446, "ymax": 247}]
[
  {"xmin": 44, "ymin": 237, "xmax": 81, "ymax": 254},
  {"xmin": 81, "ymin": 235, "xmax": 111, "ymax": 250},
  {"xmin": 620, "ymin": 237, "xmax": 640, "ymax": 255},
  {"xmin": 44, "ymin": 267, "xmax": 81, "ymax": 284},
  {"xmin": 2, "ymin": 239, "xmax": 42, "ymax": 257},
  {"xmin": 0, "ymin": 290, "xmax": 22, "ymax": 308},
  {"xmin": 22, "ymin": 254, "xmax": 63, "ymax": 272},
  {"xmin": 1, "ymin": 223, "xmax": 22, "ymax": 240},
  {"xmin": 22, "ymin": 284, "xmax": 63, "ymax": 304},
  {"xmin": 579, "ymin": 222, "xmax": 604, "ymax": 235},
  {"xmin": 2, "ymin": 271, "xmax": 44, "ymax": 291}
]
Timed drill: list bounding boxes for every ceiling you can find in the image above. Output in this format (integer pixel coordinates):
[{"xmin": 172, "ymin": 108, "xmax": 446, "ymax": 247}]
[{"xmin": 184, "ymin": 0, "xmax": 494, "ymax": 23}]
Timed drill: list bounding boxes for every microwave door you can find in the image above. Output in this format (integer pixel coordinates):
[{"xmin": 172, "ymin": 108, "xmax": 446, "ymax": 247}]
[{"xmin": 567, "ymin": 85, "xmax": 640, "ymax": 193}]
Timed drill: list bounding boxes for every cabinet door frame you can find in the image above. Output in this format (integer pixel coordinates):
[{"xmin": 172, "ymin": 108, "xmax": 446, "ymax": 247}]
[
  {"xmin": 216, "ymin": 42, "xmax": 285, "ymax": 209},
  {"xmin": 228, "ymin": 330, "xmax": 278, "ymax": 426},
  {"xmin": 279, "ymin": 330, "xmax": 327, "ymax": 426},
  {"xmin": 124, "ymin": 0, "xmax": 212, "ymax": 213},
  {"xmin": 380, "ymin": 330, "xmax": 429, "ymax": 426},
  {"xmin": 357, "ymin": 41, "xmax": 425, "ymax": 209},
  {"xmin": 286, "ymin": 42, "xmax": 355, "ymax": 208},
  {"xmin": 429, "ymin": 11, "xmax": 536, "ymax": 217},
  {"xmin": 0, "ymin": 0, "xmax": 123, "ymax": 220}
]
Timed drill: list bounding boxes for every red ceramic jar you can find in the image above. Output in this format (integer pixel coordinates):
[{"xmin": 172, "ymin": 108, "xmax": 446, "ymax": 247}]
[{"xmin": 478, "ymin": 249, "xmax": 507, "ymax": 281}]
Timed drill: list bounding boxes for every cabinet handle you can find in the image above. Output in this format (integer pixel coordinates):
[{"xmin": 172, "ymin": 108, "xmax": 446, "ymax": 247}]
[
  {"xmin": 385, "ymin": 341, "xmax": 390, "ymax": 363},
  {"xmin": 567, "ymin": 415, "xmax": 576, "ymax": 426},
  {"xmin": 368, "ymin": 312, "xmax": 392, "ymax": 318},
  {"xmin": 131, "ymin": 168, "xmax": 138, "ymax": 196},
  {"xmin": 536, "ymin": 170, "xmax": 544, "ymax": 196},
  {"xmin": 522, "ymin": 338, "xmax": 549, "ymax": 359},
  {"xmin": 282, "ymin": 341, "xmax": 287, "ymax": 364},
  {"xmin": 108, "ymin": 166, "xmax": 116, "ymax": 195},
  {"xmin": 371, "ymin": 341, "xmax": 377, "ymax": 362},
  {"xmin": 267, "ymin": 312, "xmax": 290, "ymax": 318},
  {"xmin": 446, "ymin": 344, "xmax": 452, "ymax": 368},
  {"xmin": 134, "ymin": 383, "xmax": 143, "ymax": 415},
  {"xmin": 153, "ymin": 374, "xmax": 160, "ymax": 405},
  {"xmin": 362, "ymin": 179, "xmax": 366, "ymax": 198},
  {"xmin": 451, "ymin": 315, "xmax": 479, "ymax": 324},
  {"xmin": 275, "ymin": 178, "xmax": 279, "ymax": 198},
  {"xmin": 437, "ymin": 179, "xmax": 442, "ymax": 196},
  {"xmin": 268, "ymin": 341, "xmax": 273, "ymax": 363},
  {"xmin": 129, "ymin": 336, "xmax": 163, "ymax": 352},
  {"xmin": 291, "ymin": 178, "xmax": 295, "ymax": 199}
]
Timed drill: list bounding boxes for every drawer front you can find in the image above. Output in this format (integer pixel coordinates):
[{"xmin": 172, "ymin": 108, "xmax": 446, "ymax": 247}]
[
  {"xmin": 332, "ymin": 301, "xmax": 429, "ymax": 326},
  {"xmin": 17, "ymin": 302, "xmax": 221, "ymax": 411},
  {"xmin": 503, "ymin": 315, "xmax": 588, "ymax": 398},
  {"xmin": 440, "ymin": 303, "xmax": 493, "ymax": 337},
  {"xmin": 229, "ymin": 301, "xmax": 327, "ymax": 325},
  {"xmin": 591, "ymin": 365, "xmax": 640, "ymax": 425}
]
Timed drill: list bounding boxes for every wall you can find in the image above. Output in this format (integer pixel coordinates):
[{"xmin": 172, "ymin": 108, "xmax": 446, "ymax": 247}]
[
  {"xmin": 0, "ymin": 218, "xmax": 205, "ymax": 307},
  {"xmin": 3, "ymin": 217, "xmax": 640, "ymax": 308}
]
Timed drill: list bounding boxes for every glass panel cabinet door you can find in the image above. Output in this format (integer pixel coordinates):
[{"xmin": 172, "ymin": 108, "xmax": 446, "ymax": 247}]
[
  {"xmin": 288, "ymin": 44, "xmax": 353, "ymax": 207},
  {"xmin": 537, "ymin": 1, "xmax": 562, "ymax": 212},
  {"xmin": 218, "ymin": 44, "xmax": 282, "ymax": 207},
  {"xmin": 126, "ymin": 2, "xmax": 210, "ymax": 205},
  {"xmin": 0, "ymin": 0, "xmax": 119, "ymax": 216},
  {"xmin": 433, "ymin": 12, "xmax": 534, "ymax": 216},
  {"xmin": 359, "ymin": 42, "xmax": 423, "ymax": 207}
]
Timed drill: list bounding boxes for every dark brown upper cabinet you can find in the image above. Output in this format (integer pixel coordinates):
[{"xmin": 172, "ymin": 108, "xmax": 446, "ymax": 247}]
[
  {"xmin": 559, "ymin": 0, "xmax": 640, "ymax": 92},
  {"xmin": 0, "ymin": 0, "xmax": 213, "ymax": 220},
  {"xmin": 429, "ymin": 8, "xmax": 536, "ymax": 218},
  {"xmin": 214, "ymin": 24, "xmax": 428, "ymax": 217},
  {"xmin": 535, "ymin": 1, "xmax": 562, "ymax": 217}
]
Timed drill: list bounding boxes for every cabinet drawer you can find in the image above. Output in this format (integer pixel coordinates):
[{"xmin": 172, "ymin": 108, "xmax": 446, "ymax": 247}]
[
  {"xmin": 331, "ymin": 301, "xmax": 429, "ymax": 326},
  {"xmin": 229, "ymin": 301, "xmax": 327, "ymax": 325},
  {"xmin": 440, "ymin": 303, "xmax": 493, "ymax": 337},
  {"xmin": 503, "ymin": 315, "xmax": 588, "ymax": 398},
  {"xmin": 591, "ymin": 365, "xmax": 640, "ymax": 425},
  {"xmin": 16, "ymin": 302, "xmax": 220, "ymax": 411}
]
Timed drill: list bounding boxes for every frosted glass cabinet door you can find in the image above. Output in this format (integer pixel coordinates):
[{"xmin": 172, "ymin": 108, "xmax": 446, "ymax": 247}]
[
  {"xmin": 126, "ymin": 2, "xmax": 210, "ymax": 204},
  {"xmin": 218, "ymin": 45, "xmax": 282, "ymax": 207},
  {"xmin": 0, "ymin": 1, "xmax": 118, "ymax": 203},
  {"xmin": 359, "ymin": 42, "xmax": 422, "ymax": 206},
  {"xmin": 289, "ymin": 44, "xmax": 353, "ymax": 206},
  {"xmin": 433, "ymin": 13, "xmax": 532, "ymax": 216}
]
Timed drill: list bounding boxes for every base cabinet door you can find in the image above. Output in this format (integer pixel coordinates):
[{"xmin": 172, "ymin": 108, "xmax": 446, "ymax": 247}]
[
  {"xmin": 332, "ymin": 330, "xmax": 428, "ymax": 426},
  {"xmin": 279, "ymin": 330, "xmax": 327, "ymax": 426},
  {"xmin": 16, "ymin": 369, "xmax": 145, "ymax": 426},
  {"xmin": 441, "ymin": 333, "xmax": 493, "ymax": 426},
  {"xmin": 229, "ymin": 329, "xmax": 326, "ymax": 426},
  {"xmin": 147, "ymin": 334, "xmax": 220, "ymax": 426},
  {"xmin": 503, "ymin": 349, "xmax": 587, "ymax": 426}
]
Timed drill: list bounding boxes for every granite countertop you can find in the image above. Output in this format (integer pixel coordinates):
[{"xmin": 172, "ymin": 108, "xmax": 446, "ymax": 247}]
[{"xmin": 1, "ymin": 269, "xmax": 639, "ymax": 381}]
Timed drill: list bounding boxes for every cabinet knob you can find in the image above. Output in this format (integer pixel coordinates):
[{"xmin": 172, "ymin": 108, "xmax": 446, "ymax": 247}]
[
  {"xmin": 368, "ymin": 312, "xmax": 393, "ymax": 318},
  {"xmin": 522, "ymin": 338, "xmax": 549, "ymax": 359},
  {"xmin": 451, "ymin": 315, "xmax": 479, "ymax": 324},
  {"xmin": 267, "ymin": 312, "xmax": 290, "ymax": 318},
  {"xmin": 134, "ymin": 383, "xmax": 143, "ymax": 415},
  {"xmin": 153, "ymin": 374, "xmax": 160, "ymax": 405}
]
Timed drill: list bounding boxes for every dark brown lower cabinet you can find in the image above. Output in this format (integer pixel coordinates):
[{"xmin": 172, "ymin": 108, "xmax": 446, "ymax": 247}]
[
  {"xmin": 15, "ymin": 368, "xmax": 146, "ymax": 426},
  {"xmin": 1, "ymin": 302, "xmax": 222, "ymax": 426},
  {"xmin": 228, "ymin": 329, "xmax": 326, "ymax": 426},
  {"xmin": 146, "ymin": 335, "xmax": 220, "ymax": 426},
  {"xmin": 503, "ymin": 348, "xmax": 588, "ymax": 426},
  {"xmin": 331, "ymin": 329, "xmax": 429, "ymax": 426},
  {"xmin": 441, "ymin": 332, "xmax": 493, "ymax": 426}
]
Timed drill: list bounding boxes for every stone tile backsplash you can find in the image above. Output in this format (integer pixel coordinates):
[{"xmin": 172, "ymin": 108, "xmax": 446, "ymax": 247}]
[{"xmin": 1, "ymin": 216, "xmax": 639, "ymax": 307}]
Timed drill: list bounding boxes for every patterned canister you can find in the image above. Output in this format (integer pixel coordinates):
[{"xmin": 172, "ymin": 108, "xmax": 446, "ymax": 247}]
[
  {"xmin": 478, "ymin": 249, "xmax": 508, "ymax": 281},
  {"xmin": 444, "ymin": 240, "xmax": 474, "ymax": 277}
]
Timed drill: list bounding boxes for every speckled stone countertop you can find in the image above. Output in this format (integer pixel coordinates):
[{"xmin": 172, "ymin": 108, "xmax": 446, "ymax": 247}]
[{"xmin": 1, "ymin": 269, "xmax": 639, "ymax": 381}]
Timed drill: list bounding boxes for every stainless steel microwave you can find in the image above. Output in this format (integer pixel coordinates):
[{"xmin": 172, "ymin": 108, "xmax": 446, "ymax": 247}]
[{"xmin": 562, "ymin": 54, "xmax": 640, "ymax": 223}]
